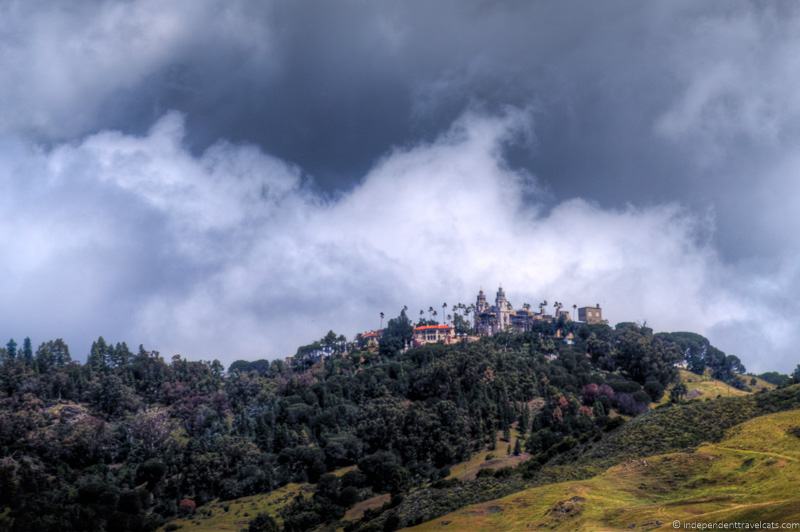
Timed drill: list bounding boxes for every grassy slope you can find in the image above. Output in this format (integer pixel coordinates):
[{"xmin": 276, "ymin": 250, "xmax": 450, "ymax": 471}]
[
  {"xmin": 738, "ymin": 374, "xmax": 777, "ymax": 393},
  {"xmin": 407, "ymin": 408, "xmax": 800, "ymax": 531},
  {"xmin": 159, "ymin": 466, "xmax": 356, "ymax": 531},
  {"xmin": 352, "ymin": 385, "xmax": 800, "ymax": 531},
  {"xmin": 446, "ymin": 427, "xmax": 528, "ymax": 481},
  {"xmin": 655, "ymin": 369, "xmax": 750, "ymax": 407},
  {"xmin": 157, "ymin": 483, "xmax": 310, "ymax": 532},
  {"xmin": 343, "ymin": 493, "xmax": 392, "ymax": 523}
]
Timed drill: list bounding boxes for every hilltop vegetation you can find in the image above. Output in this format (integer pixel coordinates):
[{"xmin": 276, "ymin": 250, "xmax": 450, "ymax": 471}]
[{"xmin": 0, "ymin": 314, "xmax": 798, "ymax": 532}]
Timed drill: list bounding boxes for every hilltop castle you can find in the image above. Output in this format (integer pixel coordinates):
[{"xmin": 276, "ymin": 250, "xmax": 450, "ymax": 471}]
[
  {"xmin": 357, "ymin": 286, "xmax": 606, "ymax": 350},
  {"xmin": 474, "ymin": 286, "xmax": 604, "ymax": 335}
]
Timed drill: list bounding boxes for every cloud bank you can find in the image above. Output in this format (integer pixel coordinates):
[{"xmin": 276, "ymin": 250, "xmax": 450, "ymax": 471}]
[
  {"xmin": 1, "ymin": 109, "xmax": 794, "ymax": 372},
  {"xmin": 2, "ymin": 1, "xmax": 800, "ymax": 373}
]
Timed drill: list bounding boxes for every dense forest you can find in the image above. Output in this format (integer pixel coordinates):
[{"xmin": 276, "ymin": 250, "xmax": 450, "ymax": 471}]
[{"xmin": 0, "ymin": 311, "xmax": 797, "ymax": 532}]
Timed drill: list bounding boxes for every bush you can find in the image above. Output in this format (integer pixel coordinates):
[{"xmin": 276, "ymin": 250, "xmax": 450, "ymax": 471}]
[
  {"xmin": 431, "ymin": 478, "xmax": 460, "ymax": 489},
  {"xmin": 247, "ymin": 512, "xmax": 279, "ymax": 532},
  {"xmin": 604, "ymin": 417, "xmax": 626, "ymax": 431},
  {"xmin": 383, "ymin": 512, "xmax": 400, "ymax": 531},
  {"xmin": 339, "ymin": 486, "xmax": 360, "ymax": 506},
  {"xmin": 493, "ymin": 467, "xmax": 514, "ymax": 478},
  {"xmin": 178, "ymin": 499, "xmax": 196, "ymax": 515},
  {"xmin": 644, "ymin": 380, "xmax": 665, "ymax": 402}
]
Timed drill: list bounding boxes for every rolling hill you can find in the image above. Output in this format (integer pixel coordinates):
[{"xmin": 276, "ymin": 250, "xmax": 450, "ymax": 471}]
[{"xmin": 407, "ymin": 408, "xmax": 800, "ymax": 531}]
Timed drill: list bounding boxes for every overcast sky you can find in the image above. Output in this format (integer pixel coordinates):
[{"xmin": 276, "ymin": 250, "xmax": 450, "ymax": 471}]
[{"xmin": 1, "ymin": 0, "xmax": 799, "ymax": 372}]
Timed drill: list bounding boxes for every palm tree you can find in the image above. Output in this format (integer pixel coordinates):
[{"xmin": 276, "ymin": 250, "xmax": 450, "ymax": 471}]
[
  {"xmin": 572, "ymin": 304, "xmax": 577, "ymax": 320},
  {"xmin": 442, "ymin": 302, "xmax": 448, "ymax": 323},
  {"xmin": 379, "ymin": 311, "xmax": 385, "ymax": 329},
  {"xmin": 429, "ymin": 306, "xmax": 434, "ymax": 321}
]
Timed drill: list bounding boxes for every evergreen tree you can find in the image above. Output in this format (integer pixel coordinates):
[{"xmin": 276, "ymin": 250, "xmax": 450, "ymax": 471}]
[
  {"xmin": 519, "ymin": 405, "xmax": 530, "ymax": 433},
  {"xmin": 513, "ymin": 438, "xmax": 521, "ymax": 456},
  {"xmin": 22, "ymin": 337, "xmax": 33, "ymax": 365},
  {"xmin": 35, "ymin": 342, "xmax": 54, "ymax": 373},
  {"xmin": 87, "ymin": 337, "xmax": 109, "ymax": 373},
  {"xmin": 6, "ymin": 338, "xmax": 16, "ymax": 360}
]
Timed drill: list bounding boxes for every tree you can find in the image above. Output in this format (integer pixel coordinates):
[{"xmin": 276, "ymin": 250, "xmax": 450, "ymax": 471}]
[
  {"xmin": 758, "ymin": 372, "xmax": 791, "ymax": 387},
  {"xmin": 380, "ymin": 309, "xmax": 414, "ymax": 356},
  {"xmin": 87, "ymin": 337, "xmax": 109, "ymax": 373},
  {"xmin": 613, "ymin": 324, "xmax": 680, "ymax": 388},
  {"xmin": 513, "ymin": 438, "xmax": 521, "ymax": 456},
  {"xmin": 5, "ymin": 339, "xmax": 16, "ymax": 360},
  {"xmin": 36, "ymin": 339, "xmax": 71, "ymax": 373},
  {"xmin": 519, "ymin": 405, "xmax": 530, "ymax": 433},
  {"xmin": 453, "ymin": 313, "xmax": 471, "ymax": 335},
  {"xmin": 21, "ymin": 338, "xmax": 33, "ymax": 366},
  {"xmin": 793, "ymin": 365, "xmax": 800, "ymax": 384},
  {"xmin": 358, "ymin": 451, "xmax": 409, "ymax": 493},
  {"xmin": 248, "ymin": 512, "xmax": 279, "ymax": 532},
  {"xmin": 670, "ymin": 382, "xmax": 688, "ymax": 403}
]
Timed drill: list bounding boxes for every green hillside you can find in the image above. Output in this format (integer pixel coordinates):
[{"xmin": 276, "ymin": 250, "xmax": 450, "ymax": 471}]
[
  {"xmin": 1, "ymin": 318, "xmax": 797, "ymax": 532},
  {"xmin": 408, "ymin": 408, "xmax": 800, "ymax": 531},
  {"xmin": 653, "ymin": 369, "xmax": 776, "ymax": 407},
  {"xmin": 158, "ymin": 483, "xmax": 309, "ymax": 532},
  {"xmin": 654, "ymin": 369, "xmax": 749, "ymax": 406},
  {"xmin": 350, "ymin": 385, "xmax": 800, "ymax": 531}
]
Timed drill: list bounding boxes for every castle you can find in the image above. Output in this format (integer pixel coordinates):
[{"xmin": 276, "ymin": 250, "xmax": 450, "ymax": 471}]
[
  {"xmin": 473, "ymin": 286, "xmax": 604, "ymax": 335},
  {"xmin": 356, "ymin": 286, "xmax": 605, "ymax": 350}
]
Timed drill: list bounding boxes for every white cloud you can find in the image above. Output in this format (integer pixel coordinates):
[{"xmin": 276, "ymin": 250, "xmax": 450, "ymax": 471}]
[{"xmin": 1, "ymin": 108, "xmax": 796, "ymax": 372}]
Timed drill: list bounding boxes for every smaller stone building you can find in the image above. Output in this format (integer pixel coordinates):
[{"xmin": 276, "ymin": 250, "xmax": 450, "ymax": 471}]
[{"xmin": 578, "ymin": 305, "xmax": 604, "ymax": 324}]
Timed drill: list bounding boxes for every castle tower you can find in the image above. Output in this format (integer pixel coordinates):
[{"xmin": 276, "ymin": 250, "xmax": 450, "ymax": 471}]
[
  {"xmin": 495, "ymin": 286, "xmax": 511, "ymax": 332},
  {"xmin": 476, "ymin": 289, "xmax": 488, "ymax": 313}
]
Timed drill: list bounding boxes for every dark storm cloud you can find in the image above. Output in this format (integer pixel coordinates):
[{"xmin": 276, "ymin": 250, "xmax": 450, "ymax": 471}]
[
  {"xmin": 1, "ymin": 0, "xmax": 800, "ymax": 371},
  {"xmin": 0, "ymin": 1, "xmax": 696, "ymax": 192}
]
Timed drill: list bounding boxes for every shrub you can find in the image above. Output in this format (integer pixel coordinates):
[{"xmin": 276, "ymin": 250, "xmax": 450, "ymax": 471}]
[
  {"xmin": 247, "ymin": 512, "xmax": 279, "ymax": 532},
  {"xmin": 493, "ymin": 467, "xmax": 514, "ymax": 478},
  {"xmin": 178, "ymin": 499, "xmax": 196, "ymax": 515}
]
